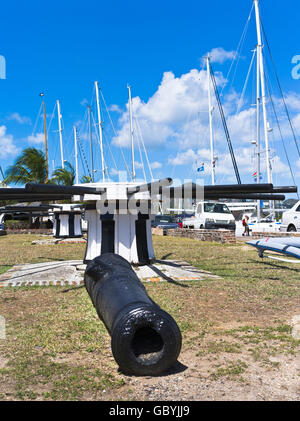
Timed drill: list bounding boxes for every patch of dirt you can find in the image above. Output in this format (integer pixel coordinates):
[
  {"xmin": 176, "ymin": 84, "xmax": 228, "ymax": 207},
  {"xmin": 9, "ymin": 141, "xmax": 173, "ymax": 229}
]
[
  {"xmin": 108, "ymin": 346, "xmax": 299, "ymax": 402},
  {"xmin": 0, "ymin": 356, "xmax": 8, "ymax": 369}
]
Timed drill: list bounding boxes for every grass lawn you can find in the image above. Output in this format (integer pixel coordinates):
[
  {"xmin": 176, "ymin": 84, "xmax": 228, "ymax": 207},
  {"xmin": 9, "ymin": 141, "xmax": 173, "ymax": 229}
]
[{"xmin": 0, "ymin": 234, "xmax": 299, "ymax": 400}]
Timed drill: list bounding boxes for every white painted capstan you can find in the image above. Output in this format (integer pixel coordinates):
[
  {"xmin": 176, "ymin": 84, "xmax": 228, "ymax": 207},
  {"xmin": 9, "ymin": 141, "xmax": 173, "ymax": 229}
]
[
  {"xmin": 52, "ymin": 204, "xmax": 83, "ymax": 239},
  {"xmin": 74, "ymin": 180, "xmax": 170, "ymax": 265}
]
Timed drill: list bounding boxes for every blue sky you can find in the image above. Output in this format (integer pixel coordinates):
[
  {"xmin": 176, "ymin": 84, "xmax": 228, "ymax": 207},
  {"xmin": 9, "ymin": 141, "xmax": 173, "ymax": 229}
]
[{"xmin": 0, "ymin": 0, "xmax": 300, "ymax": 193}]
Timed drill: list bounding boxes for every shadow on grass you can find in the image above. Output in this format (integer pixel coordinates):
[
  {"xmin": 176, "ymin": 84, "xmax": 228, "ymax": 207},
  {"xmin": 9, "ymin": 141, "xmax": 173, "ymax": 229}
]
[
  {"xmin": 160, "ymin": 252, "xmax": 174, "ymax": 260},
  {"xmin": 62, "ymin": 285, "xmax": 85, "ymax": 293},
  {"xmin": 251, "ymin": 259, "xmax": 300, "ymax": 272}
]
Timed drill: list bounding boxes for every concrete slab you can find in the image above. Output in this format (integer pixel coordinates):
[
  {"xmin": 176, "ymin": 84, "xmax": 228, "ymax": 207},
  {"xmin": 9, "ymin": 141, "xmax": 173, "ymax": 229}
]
[{"xmin": 0, "ymin": 259, "xmax": 219, "ymax": 288}]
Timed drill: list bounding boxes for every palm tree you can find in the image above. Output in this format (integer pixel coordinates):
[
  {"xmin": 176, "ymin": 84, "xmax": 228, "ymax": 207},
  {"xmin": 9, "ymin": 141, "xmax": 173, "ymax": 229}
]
[
  {"xmin": 5, "ymin": 148, "xmax": 47, "ymax": 185},
  {"xmin": 80, "ymin": 175, "xmax": 92, "ymax": 183},
  {"xmin": 51, "ymin": 161, "xmax": 75, "ymax": 186}
]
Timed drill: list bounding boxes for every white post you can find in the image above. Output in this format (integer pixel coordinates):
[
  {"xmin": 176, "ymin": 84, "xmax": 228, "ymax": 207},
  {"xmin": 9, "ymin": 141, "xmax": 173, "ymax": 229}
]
[
  {"xmin": 95, "ymin": 81, "xmax": 105, "ymax": 182},
  {"xmin": 73, "ymin": 126, "xmax": 79, "ymax": 185},
  {"xmin": 254, "ymin": 0, "xmax": 273, "ymax": 218},
  {"xmin": 207, "ymin": 56, "xmax": 215, "ymax": 185},
  {"xmin": 127, "ymin": 84, "xmax": 135, "ymax": 182},
  {"xmin": 57, "ymin": 100, "xmax": 64, "ymax": 169}
]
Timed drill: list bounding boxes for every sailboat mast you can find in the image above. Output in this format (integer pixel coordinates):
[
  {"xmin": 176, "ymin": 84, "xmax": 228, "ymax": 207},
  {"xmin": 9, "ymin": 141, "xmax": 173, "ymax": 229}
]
[
  {"xmin": 127, "ymin": 84, "xmax": 135, "ymax": 182},
  {"xmin": 73, "ymin": 126, "xmax": 79, "ymax": 185},
  {"xmin": 40, "ymin": 94, "xmax": 48, "ymax": 183},
  {"xmin": 207, "ymin": 56, "xmax": 215, "ymax": 185},
  {"xmin": 0, "ymin": 166, "xmax": 5, "ymax": 182},
  {"xmin": 57, "ymin": 100, "xmax": 64, "ymax": 169},
  {"xmin": 88, "ymin": 106, "xmax": 94, "ymax": 183},
  {"xmin": 254, "ymin": 0, "xmax": 273, "ymax": 217},
  {"xmin": 95, "ymin": 81, "xmax": 105, "ymax": 182},
  {"xmin": 256, "ymin": 46, "xmax": 261, "ymax": 223},
  {"xmin": 256, "ymin": 47, "xmax": 261, "ymax": 223},
  {"xmin": 254, "ymin": 0, "xmax": 272, "ymax": 185}
]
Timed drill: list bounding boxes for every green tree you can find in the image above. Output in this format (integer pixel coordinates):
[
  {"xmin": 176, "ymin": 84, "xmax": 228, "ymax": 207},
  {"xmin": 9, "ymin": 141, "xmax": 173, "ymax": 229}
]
[
  {"xmin": 51, "ymin": 161, "xmax": 75, "ymax": 186},
  {"xmin": 5, "ymin": 148, "xmax": 47, "ymax": 185}
]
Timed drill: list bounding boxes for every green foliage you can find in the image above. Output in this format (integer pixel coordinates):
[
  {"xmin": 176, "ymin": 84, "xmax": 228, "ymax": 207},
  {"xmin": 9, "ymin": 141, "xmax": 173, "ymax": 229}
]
[
  {"xmin": 80, "ymin": 175, "xmax": 91, "ymax": 184},
  {"xmin": 50, "ymin": 162, "xmax": 75, "ymax": 186},
  {"xmin": 5, "ymin": 148, "xmax": 47, "ymax": 185}
]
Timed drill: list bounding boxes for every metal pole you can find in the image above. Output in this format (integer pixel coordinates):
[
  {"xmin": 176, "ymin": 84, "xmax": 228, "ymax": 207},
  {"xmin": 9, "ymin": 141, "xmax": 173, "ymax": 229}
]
[
  {"xmin": 95, "ymin": 81, "xmax": 105, "ymax": 182},
  {"xmin": 207, "ymin": 56, "xmax": 215, "ymax": 185},
  {"xmin": 254, "ymin": 0, "xmax": 273, "ymax": 217},
  {"xmin": 127, "ymin": 84, "xmax": 135, "ymax": 182},
  {"xmin": 74, "ymin": 126, "xmax": 79, "ymax": 185},
  {"xmin": 88, "ymin": 106, "xmax": 94, "ymax": 183},
  {"xmin": 57, "ymin": 100, "xmax": 64, "ymax": 169},
  {"xmin": 256, "ymin": 47, "xmax": 261, "ymax": 223}
]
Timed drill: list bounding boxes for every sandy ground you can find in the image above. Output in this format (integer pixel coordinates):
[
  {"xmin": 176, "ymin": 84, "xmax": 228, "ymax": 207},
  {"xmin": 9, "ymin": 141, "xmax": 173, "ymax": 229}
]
[{"xmin": 112, "ymin": 350, "xmax": 299, "ymax": 402}]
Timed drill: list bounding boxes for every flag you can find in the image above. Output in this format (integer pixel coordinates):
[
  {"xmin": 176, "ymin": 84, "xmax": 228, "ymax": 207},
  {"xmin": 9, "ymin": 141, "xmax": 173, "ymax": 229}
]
[
  {"xmin": 197, "ymin": 163, "xmax": 205, "ymax": 172},
  {"xmin": 253, "ymin": 171, "xmax": 262, "ymax": 182}
]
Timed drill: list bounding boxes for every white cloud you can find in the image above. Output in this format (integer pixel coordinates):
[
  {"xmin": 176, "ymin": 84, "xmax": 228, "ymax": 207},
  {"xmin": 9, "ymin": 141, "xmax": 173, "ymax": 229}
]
[
  {"xmin": 151, "ymin": 161, "xmax": 162, "ymax": 169},
  {"xmin": 168, "ymin": 145, "xmax": 291, "ymax": 183},
  {"xmin": 168, "ymin": 149, "xmax": 199, "ymax": 166},
  {"xmin": 80, "ymin": 98, "xmax": 88, "ymax": 106},
  {"xmin": 206, "ymin": 47, "xmax": 236, "ymax": 64},
  {"xmin": 134, "ymin": 161, "xmax": 144, "ymax": 169},
  {"xmin": 7, "ymin": 113, "xmax": 31, "ymax": 125},
  {"xmin": 109, "ymin": 104, "xmax": 122, "ymax": 113},
  {"xmin": 112, "ymin": 68, "xmax": 227, "ymax": 150},
  {"xmin": 110, "ymin": 55, "xmax": 300, "ymax": 185},
  {"xmin": 28, "ymin": 132, "xmax": 45, "ymax": 144},
  {"xmin": 0, "ymin": 125, "xmax": 20, "ymax": 158}
]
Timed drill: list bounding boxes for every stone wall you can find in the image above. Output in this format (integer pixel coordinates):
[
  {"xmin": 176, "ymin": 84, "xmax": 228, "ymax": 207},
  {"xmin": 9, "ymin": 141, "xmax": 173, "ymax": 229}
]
[
  {"xmin": 152, "ymin": 227, "xmax": 236, "ymax": 244},
  {"xmin": 6, "ymin": 229, "xmax": 53, "ymax": 235},
  {"xmin": 252, "ymin": 231, "xmax": 300, "ymax": 239}
]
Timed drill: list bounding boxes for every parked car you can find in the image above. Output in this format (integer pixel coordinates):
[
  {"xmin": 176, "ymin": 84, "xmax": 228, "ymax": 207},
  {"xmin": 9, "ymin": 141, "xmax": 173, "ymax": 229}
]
[
  {"xmin": 151, "ymin": 215, "xmax": 180, "ymax": 232},
  {"xmin": 182, "ymin": 201, "xmax": 236, "ymax": 231},
  {"xmin": 280, "ymin": 200, "xmax": 300, "ymax": 232},
  {"xmin": 174, "ymin": 213, "xmax": 194, "ymax": 229}
]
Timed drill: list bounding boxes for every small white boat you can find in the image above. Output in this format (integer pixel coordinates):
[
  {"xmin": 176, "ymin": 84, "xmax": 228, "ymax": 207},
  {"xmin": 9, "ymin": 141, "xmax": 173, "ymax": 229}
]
[{"xmin": 247, "ymin": 237, "xmax": 300, "ymax": 263}]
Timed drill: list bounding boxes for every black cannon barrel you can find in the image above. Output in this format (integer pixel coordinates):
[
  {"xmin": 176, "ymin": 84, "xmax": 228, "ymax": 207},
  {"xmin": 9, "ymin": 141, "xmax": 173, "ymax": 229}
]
[
  {"xmin": 272, "ymin": 186, "xmax": 298, "ymax": 194},
  {"xmin": 0, "ymin": 205, "xmax": 61, "ymax": 212},
  {"xmin": 0, "ymin": 208, "xmax": 54, "ymax": 213},
  {"xmin": 0, "ymin": 188, "xmax": 27, "ymax": 195},
  {"xmin": 127, "ymin": 178, "xmax": 173, "ymax": 195},
  {"xmin": 2, "ymin": 203, "xmax": 61, "ymax": 208},
  {"xmin": 203, "ymin": 183, "xmax": 274, "ymax": 193},
  {"xmin": 167, "ymin": 183, "xmax": 275, "ymax": 199},
  {"xmin": 204, "ymin": 193, "xmax": 286, "ymax": 201},
  {"xmin": 84, "ymin": 253, "xmax": 182, "ymax": 376},
  {"xmin": 0, "ymin": 194, "xmax": 73, "ymax": 201},
  {"xmin": 0, "ymin": 188, "xmax": 73, "ymax": 201},
  {"xmin": 25, "ymin": 182, "xmax": 106, "ymax": 195}
]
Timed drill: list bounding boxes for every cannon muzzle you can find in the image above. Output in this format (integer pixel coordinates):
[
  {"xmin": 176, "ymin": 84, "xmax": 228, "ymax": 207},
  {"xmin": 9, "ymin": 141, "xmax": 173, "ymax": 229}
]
[{"xmin": 84, "ymin": 253, "xmax": 182, "ymax": 376}]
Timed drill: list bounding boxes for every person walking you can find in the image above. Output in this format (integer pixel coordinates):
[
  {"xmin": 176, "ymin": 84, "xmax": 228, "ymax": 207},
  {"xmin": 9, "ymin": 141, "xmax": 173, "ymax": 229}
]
[{"xmin": 242, "ymin": 215, "xmax": 250, "ymax": 236}]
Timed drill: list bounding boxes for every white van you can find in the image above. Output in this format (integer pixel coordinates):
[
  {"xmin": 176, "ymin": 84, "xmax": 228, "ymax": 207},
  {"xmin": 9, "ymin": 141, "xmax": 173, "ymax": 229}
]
[
  {"xmin": 280, "ymin": 200, "xmax": 300, "ymax": 232},
  {"xmin": 182, "ymin": 202, "xmax": 236, "ymax": 230}
]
